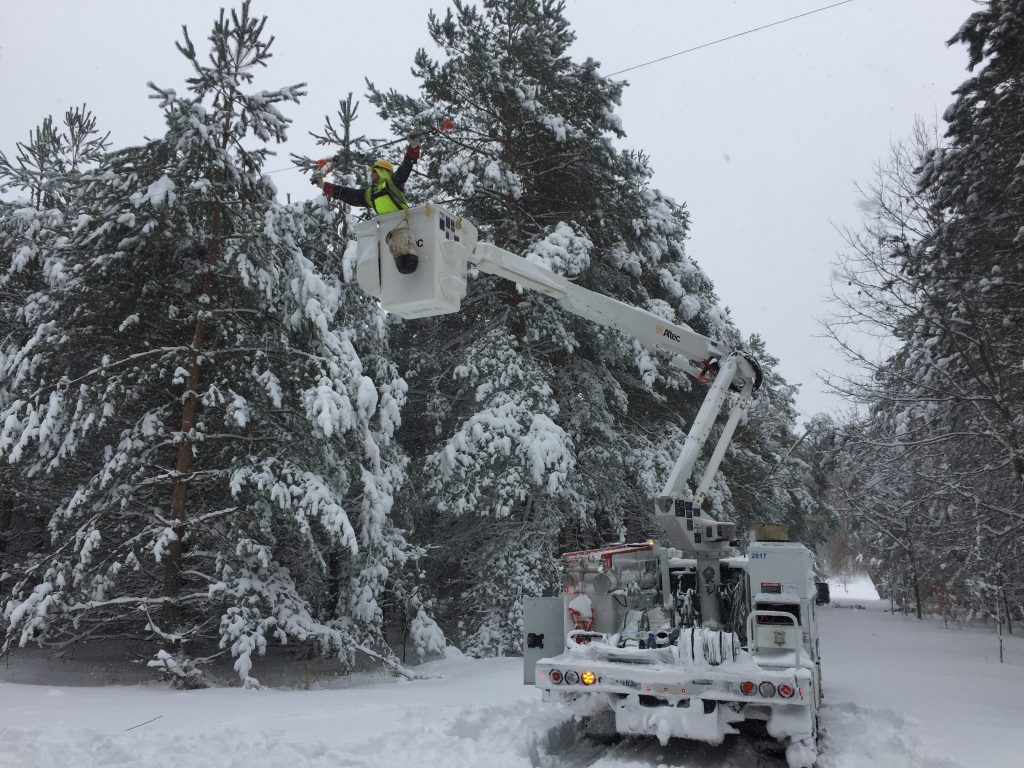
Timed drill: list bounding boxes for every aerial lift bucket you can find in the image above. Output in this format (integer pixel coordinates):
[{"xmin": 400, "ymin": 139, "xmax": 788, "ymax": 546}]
[{"xmin": 355, "ymin": 204, "xmax": 477, "ymax": 318}]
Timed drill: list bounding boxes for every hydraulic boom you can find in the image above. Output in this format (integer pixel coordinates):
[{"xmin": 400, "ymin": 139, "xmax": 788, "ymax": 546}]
[{"xmin": 354, "ymin": 205, "xmax": 762, "ymax": 625}]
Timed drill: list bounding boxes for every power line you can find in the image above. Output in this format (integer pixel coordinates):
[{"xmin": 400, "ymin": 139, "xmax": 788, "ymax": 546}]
[
  {"xmin": 262, "ymin": 1, "xmax": 859, "ymax": 179},
  {"xmin": 606, "ymin": 0, "xmax": 856, "ymax": 77}
]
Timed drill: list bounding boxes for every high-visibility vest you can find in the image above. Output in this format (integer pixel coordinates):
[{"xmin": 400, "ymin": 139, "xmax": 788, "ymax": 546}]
[{"xmin": 364, "ymin": 175, "xmax": 409, "ymax": 214}]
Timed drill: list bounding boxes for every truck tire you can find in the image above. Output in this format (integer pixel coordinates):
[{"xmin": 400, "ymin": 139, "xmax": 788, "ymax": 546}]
[{"xmin": 582, "ymin": 710, "xmax": 618, "ymax": 744}]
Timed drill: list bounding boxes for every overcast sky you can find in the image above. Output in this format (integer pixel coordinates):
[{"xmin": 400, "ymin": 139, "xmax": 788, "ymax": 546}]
[{"xmin": 0, "ymin": 0, "xmax": 977, "ymax": 421}]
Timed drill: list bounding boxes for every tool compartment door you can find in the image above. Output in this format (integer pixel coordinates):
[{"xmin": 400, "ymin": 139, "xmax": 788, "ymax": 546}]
[{"xmin": 523, "ymin": 596, "xmax": 567, "ymax": 684}]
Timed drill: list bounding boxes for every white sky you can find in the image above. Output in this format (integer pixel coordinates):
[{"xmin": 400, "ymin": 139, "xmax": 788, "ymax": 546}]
[{"xmin": 0, "ymin": 0, "xmax": 977, "ymax": 420}]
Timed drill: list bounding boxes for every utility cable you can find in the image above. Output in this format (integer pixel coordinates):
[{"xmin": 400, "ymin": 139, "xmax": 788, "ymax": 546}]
[
  {"xmin": 31, "ymin": 1, "xmax": 856, "ymax": 191},
  {"xmin": 270, "ymin": 2, "xmax": 856, "ymax": 178},
  {"xmin": 606, "ymin": 0, "xmax": 856, "ymax": 77}
]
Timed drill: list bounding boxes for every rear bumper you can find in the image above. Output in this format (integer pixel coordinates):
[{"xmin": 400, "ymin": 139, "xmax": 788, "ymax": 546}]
[{"xmin": 536, "ymin": 658, "xmax": 815, "ymax": 746}]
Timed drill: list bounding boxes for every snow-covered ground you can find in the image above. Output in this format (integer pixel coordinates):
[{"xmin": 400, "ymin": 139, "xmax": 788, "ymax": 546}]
[
  {"xmin": 818, "ymin": 580, "xmax": 1024, "ymax": 768},
  {"xmin": 1, "ymin": 578, "xmax": 1021, "ymax": 768}
]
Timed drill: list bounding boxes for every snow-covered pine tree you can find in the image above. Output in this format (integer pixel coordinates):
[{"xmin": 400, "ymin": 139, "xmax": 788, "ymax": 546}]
[
  {"xmin": 913, "ymin": 0, "xmax": 1024, "ymax": 489},
  {"xmin": 300, "ymin": 98, "xmax": 449, "ymax": 660},
  {"xmin": 827, "ymin": 1, "xmax": 1024, "ymax": 622},
  {"xmin": 0, "ymin": 3, "xmax": 422, "ymax": 683},
  {"xmin": 366, "ymin": 0, "xmax": 810, "ymax": 653},
  {"xmin": 911, "ymin": 0, "xmax": 1024, "ymax": 616},
  {"xmin": 0, "ymin": 107, "xmax": 110, "ymax": 603}
]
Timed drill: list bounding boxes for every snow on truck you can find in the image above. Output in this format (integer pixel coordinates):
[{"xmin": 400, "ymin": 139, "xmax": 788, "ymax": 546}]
[
  {"xmin": 526, "ymin": 536, "xmax": 822, "ymax": 768},
  {"xmin": 353, "ymin": 205, "xmax": 822, "ymax": 767}
]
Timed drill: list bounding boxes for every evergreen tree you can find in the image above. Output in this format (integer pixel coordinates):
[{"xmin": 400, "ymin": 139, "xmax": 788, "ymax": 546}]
[
  {"xmin": 912, "ymin": 1, "xmax": 1023, "ymax": 620},
  {"xmin": 914, "ymin": 0, "xmax": 1024, "ymax": 485},
  {"xmin": 826, "ymin": 0, "xmax": 1024, "ymax": 623},
  {"xmin": 0, "ymin": 107, "xmax": 110, "ymax": 602},
  {"xmin": 366, "ymin": 0, "xmax": 809, "ymax": 652},
  {"xmin": 0, "ymin": 3, "xmax": 428, "ymax": 683}
]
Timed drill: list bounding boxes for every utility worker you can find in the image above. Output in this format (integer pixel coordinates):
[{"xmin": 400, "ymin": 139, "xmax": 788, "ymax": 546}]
[{"xmin": 313, "ymin": 138, "xmax": 421, "ymax": 214}]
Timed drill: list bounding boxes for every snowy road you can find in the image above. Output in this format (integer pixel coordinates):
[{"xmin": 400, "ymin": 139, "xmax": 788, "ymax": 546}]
[{"xmin": 1, "ymin": 590, "xmax": 1022, "ymax": 767}]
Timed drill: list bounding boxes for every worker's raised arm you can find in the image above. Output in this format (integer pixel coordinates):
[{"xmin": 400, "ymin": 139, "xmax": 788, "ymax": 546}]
[{"xmin": 393, "ymin": 138, "xmax": 420, "ymax": 187}]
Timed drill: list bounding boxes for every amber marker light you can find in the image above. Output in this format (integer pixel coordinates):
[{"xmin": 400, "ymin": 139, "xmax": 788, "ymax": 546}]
[{"xmin": 581, "ymin": 671, "xmax": 596, "ymax": 686}]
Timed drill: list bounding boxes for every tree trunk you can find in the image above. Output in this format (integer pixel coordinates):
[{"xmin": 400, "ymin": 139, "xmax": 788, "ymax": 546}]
[
  {"xmin": 163, "ymin": 205, "xmax": 222, "ymax": 633},
  {"xmin": 1003, "ymin": 583, "xmax": 1013, "ymax": 635},
  {"xmin": 908, "ymin": 546, "xmax": 923, "ymax": 620},
  {"xmin": 328, "ymin": 549, "xmax": 342, "ymax": 614},
  {"xmin": 338, "ymin": 93, "xmax": 357, "ymax": 245},
  {"xmin": 0, "ymin": 486, "xmax": 11, "ymax": 556},
  {"xmin": 0, "ymin": 486, "xmax": 12, "ymax": 596},
  {"xmin": 162, "ymin": 88, "xmax": 235, "ymax": 635}
]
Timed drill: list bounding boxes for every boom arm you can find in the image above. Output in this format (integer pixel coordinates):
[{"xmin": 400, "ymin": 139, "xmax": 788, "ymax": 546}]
[
  {"xmin": 470, "ymin": 241, "xmax": 760, "ymax": 521},
  {"xmin": 355, "ymin": 205, "xmax": 763, "ymax": 627}
]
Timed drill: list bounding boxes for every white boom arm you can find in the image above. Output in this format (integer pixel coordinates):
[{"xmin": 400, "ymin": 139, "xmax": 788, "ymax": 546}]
[
  {"xmin": 469, "ymin": 242, "xmax": 760, "ymax": 518},
  {"xmin": 355, "ymin": 205, "xmax": 763, "ymax": 625}
]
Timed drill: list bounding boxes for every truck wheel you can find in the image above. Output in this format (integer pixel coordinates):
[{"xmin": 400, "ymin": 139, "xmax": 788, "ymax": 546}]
[
  {"xmin": 785, "ymin": 735, "xmax": 818, "ymax": 768},
  {"xmin": 582, "ymin": 710, "xmax": 618, "ymax": 744}
]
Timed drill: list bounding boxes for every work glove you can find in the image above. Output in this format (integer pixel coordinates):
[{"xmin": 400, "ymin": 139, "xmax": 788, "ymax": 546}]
[
  {"xmin": 405, "ymin": 144, "xmax": 421, "ymax": 162},
  {"xmin": 321, "ymin": 182, "xmax": 337, "ymax": 197}
]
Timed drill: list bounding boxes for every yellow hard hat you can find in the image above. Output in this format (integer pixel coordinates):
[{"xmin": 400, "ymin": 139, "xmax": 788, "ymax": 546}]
[{"xmin": 369, "ymin": 159, "xmax": 394, "ymax": 174}]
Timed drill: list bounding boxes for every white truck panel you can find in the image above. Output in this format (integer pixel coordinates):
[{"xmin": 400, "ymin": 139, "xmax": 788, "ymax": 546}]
[
  {"xmin": 745, "ymin": 541, "xmax": 815, "ymax": 600},
  {"xmin": 522, "ymin": 596, "xmax": 569, "ymax": 684}
]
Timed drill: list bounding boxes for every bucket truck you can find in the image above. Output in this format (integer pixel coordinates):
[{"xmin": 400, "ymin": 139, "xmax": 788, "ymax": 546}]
[{"xmin": 354, "ymin": 205, "xmax": 822, "ymax": 768}]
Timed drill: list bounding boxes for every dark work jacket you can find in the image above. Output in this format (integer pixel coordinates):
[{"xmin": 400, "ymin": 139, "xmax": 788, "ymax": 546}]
[{"xmin": 327, "ymin": 153, "xmax": 415, "ymax": 210}]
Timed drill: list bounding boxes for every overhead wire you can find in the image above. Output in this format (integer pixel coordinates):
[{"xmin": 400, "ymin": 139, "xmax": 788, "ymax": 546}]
[
  {"xmin": 149, "ymin": 0, "xmax": 862, "ymax": 186},
  {"xmin": 606, "ymin": 0, "xmax": 856, "ymax": 77}
]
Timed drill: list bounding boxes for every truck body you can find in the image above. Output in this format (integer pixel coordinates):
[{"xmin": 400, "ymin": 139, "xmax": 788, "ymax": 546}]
[
  {"xmin": 525, "ymin": 532, "xmax": 821, "ymax": 767},
  {"xmin": 353, "ymin": 205, "xmax": 822, "ymax": 767}
]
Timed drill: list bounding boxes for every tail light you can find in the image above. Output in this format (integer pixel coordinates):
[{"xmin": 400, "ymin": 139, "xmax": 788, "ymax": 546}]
[
  {"xmin": 778, "ymin": 683, "xmax": 795, "ymax": 698},
  {"xmin": 549, "ymin": 670, "xmax": 563, "ymax": 684},
  {"xmin": 758, "ymin": 681, "xmax": 776, "ymax": 698},
  {"xmin": 581, "ymin": 671, "xmax": 597, "ymax": 686},
  {"xmin": 564, "ymin": 670, "xmax": 580, "ymax": 685},
  {"xmin": 740, "ymin": 681, "xmax": 756, "ymax": 695}
]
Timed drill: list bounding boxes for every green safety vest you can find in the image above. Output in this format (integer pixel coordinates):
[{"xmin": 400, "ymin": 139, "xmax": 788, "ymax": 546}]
[{"xmin": 364, "ymin": 174, "xmax": 409, "ymax": 214}]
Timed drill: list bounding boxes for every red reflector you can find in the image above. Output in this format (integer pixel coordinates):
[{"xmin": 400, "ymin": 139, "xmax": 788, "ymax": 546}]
[
  {"xmin": 549, "ymin": 670, "xmax": 562, "ymax": 684},
  {"xmin": 740, "ymin": 681, "xmax": 756, "ymax": 695},
  {"xmin": 778, "ymin": 684, "xmax": 795, "ymax": 698}
]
